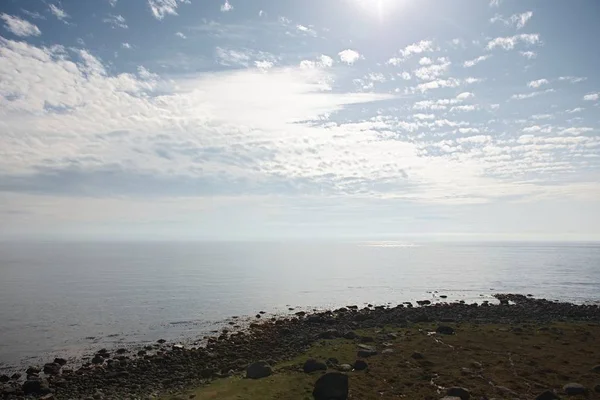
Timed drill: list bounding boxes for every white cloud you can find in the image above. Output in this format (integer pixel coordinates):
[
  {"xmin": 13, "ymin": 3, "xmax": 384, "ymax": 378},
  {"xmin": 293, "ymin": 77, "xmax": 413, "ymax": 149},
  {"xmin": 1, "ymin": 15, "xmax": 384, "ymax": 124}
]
[
  {"xmin": 531, "ymin": 114, "xmax": 552, "ymax": 120},
  {"xmin": 399, "ymin": 40, "xmax": 435, "ymax": 59},
  {"xmin": 148, "ymin": 0, "xmax": 190, "ymax": 20},
  {"xmin": 489, "ymin": 0, "xmax": 502, "ymax": 7},
  {"xmin": 419, "ymin": 57, "xmax": 432, "ymax": 65},
  {"xmin": 464, "ymin": 77, "xmax": 483, "ymax": 84},
  {"xmin": 255, "ymin": 60, "xmax": 273, "ymax": 70},
  {"xmin": 416, "ymin": 78, "xmax": 460, "ymax": 92},
  {"xmin": 400, "ymin": 71, "xmax": 411, "ymax": 80},
  {"xmin": 338, "ymin": 49, "xmax": 361, "ymax": 65},
  {"xmin": 296, "ymin": 24, "xmax": 317, "ymax": 37},
  {"xmin": 103, "ymin": 14, "xmax": 128, "ymax": 29},
  {"xmin": 220, "ymin": 1, "xmax": 233, "ymax": 12},
  {"xmin": 463, "ymin": 54, "xmax": 491, "ymax": 68},
  {"xmin": 121, "ymin": 42, "xmax": 131, "ymax": 49},
  {"xmin": 565, "ymin": 107, "xmax": 584, "ymax": 114},
  {"xmin": 49, "ymin": 4, "xmax": 69, "ymax": 21},
  {"xmin": 520, "ymin": 51, "xmax": 537, "ymax": 59},
  {"xmin": 414, "ymin": 59, "xmax": 451, "ymax": 81},
  {"xmin": 457, "ymin": 135, "xmax": 491, "ymax": 144},
  {"xmin": 558, "ymin": 76, "xmax": 586, "ymax": 84},
  {"xmin": 258, "ymin": 10, "xmax": 264, "ymax": 17},
  {"xmin": 511, "ymin": 88, "xmax": 554, "ymax": 100},
  {"xmin": 527, "ymin": 78, "xmax": 548, "ymax": 88},
  {"xmin": 413, "ymin": 113, "xmax": 434, "ymax": 120},
  {"xmin": 0, "ymin": 14, "xmax": 41, "ymax": 37},
  {"xmin": 456, "ymin": 92, "xmax": 474, "ymax": 100},
  {"xmin": 583, "ymin": 93, "xmax": 599, "ymax": 101},
  {"xmin": 560, "ymin": 127, "xmax": 594, "ymax": 135},
  {"xmin": 487, "ymin": 34, "xmax": 540, "ymax": 50},
  {"xmin": 387, "ymin": 57, "xmax": 403, "ymax": 66},
  {"xmin": 512, "ymin": 11, "xmax": 533, "ymax": 29},
  {"xmin": 319, "ymin": 55, "xmax": 334, "ymax": 67},
  {"xmin": 451, "ymin": 105, "xmax": 478, "ymax": 112},
  {"xmin": 108, "ymin": 0, "xmax": 118, "ymax": 7},
  {"xmin": 175, "ymin": 31, "xmax": 186, "ymax": 39}
]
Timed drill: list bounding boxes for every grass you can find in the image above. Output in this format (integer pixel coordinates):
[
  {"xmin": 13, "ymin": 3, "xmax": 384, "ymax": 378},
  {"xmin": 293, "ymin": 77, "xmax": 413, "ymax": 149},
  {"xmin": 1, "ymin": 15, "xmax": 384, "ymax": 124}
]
[{"xmin": 163, "ymin": 322, "xmax": 600, "ymax": 399}]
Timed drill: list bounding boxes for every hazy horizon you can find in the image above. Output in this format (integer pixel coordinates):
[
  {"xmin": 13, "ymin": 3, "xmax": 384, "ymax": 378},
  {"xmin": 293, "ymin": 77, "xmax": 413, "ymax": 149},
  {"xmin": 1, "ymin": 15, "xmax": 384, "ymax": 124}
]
[{"xmin": 1, "ymin": 0, "xmax": 599, "ymax": 241}]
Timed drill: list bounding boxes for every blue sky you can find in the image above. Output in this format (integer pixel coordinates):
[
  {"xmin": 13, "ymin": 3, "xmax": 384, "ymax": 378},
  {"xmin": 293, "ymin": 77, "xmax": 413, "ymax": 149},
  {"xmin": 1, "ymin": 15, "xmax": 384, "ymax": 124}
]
[{"xmin": 0, "ymin": 0, "xmax": 599, "ymax": 241}]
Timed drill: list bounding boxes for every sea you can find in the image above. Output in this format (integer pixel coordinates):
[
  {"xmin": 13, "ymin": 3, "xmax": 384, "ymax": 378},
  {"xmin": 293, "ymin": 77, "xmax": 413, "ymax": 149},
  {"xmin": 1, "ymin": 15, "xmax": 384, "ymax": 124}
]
[{"xmin": 0, "ymin": 240, "xmax": 599, "ymax": 371}]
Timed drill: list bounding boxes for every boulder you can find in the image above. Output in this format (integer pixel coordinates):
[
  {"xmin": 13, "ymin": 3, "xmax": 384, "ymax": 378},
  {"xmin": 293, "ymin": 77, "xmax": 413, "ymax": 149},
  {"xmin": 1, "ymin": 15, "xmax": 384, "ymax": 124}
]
[
  {"xmin": 353, "ymin": 360, "xmax": 368, "ymax": 371},
  {"xmin": 43, "ymin": 363, "xmax": 61, "ymax": 375},
  {"xmin": 357, "ymin": 349, "xmax": 378, "ymax": 358},
  {"xmin": 26, "ymin": 366, "xmax": 41, "ymax": 375},
  {"xmin": 417, "ymin": 300, "xmax": 431, "ymax": 306},
  {"xmin": 53, "ymin": 357, "xmax": 67, "ymax": 366},
  {"xmin": 563, "ymin": 383, "xmax": 587, "ymax": 395},
  {"xmin": 535, "ymin": 390, "xmax": 560, "ymax": 400},
  {"xmin": 343, "ymin": 331, "xmax": 358, "ymax": 340},
  {"xmin": 436, "ymin": 326, "xmax": 455, "ymax": 335},
  {"xmin": 312, "ymin": 372, "xmax": 348, "ymax": 400},
  {"xmin": 91, "ymin": 355, "xmax": 104, "ymax": 364},
  {"xmin": 22, "ymin": 378, "xmax": 48, "ymax": 395},
  {"xmin": 303, "ymin": 359, "xmax": 327, "ymax": 373},
  {"xmin": 246, "ymin": 361, "xmax": 272, "ymax": 379},
  {"xmin": 446, "ymin": 386, "xmax": 470, "ymax": 400},
  {"xmin": 411, "ymin": 352, "xmax": 424, "ymax": 359},
  {"xmin": 318, "ymin": 329, "xmax": 340, "ymax": 339}
]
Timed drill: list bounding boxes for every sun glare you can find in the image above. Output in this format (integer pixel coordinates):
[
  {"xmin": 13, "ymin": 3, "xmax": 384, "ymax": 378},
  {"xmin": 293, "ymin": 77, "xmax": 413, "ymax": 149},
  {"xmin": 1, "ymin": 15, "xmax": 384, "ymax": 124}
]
[{"xmin": 355, "ymin": 0, "xmax": 410, "ymax": 20}]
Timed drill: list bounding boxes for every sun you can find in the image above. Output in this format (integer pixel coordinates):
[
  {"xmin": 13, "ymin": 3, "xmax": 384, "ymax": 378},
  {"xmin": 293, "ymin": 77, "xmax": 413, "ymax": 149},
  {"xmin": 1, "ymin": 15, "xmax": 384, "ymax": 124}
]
[{"xmin": 354, "ymin": 0, "xmax": 410, "ymax": 21}]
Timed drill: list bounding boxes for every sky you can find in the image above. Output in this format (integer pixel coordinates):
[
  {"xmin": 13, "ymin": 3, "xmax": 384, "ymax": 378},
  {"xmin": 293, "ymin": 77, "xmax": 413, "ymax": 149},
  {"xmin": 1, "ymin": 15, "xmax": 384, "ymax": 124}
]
[{"xmin": 0, "ymin": 0, "xmax": 599, "ymax": 241}]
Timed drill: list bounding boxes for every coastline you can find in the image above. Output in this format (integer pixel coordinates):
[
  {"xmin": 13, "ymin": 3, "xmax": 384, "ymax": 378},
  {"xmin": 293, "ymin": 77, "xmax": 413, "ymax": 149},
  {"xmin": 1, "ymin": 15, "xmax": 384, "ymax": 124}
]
[{"xmin": 1, "ymin": 294, "xmax": 600, "ymax": 399}]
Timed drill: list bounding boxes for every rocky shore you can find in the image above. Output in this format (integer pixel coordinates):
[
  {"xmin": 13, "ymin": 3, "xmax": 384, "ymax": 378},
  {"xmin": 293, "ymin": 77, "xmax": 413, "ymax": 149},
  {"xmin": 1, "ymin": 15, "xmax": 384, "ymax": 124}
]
[{"xmin": 1, "ymin": 294, "xmax": 599, "ymax": 399}]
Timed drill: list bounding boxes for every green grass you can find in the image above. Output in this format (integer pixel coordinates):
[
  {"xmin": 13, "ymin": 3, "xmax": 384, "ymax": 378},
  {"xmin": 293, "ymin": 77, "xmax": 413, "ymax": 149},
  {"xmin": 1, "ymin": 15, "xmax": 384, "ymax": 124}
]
[{"xmin": 163, "ymin": 322, "xmax": 600, "ymax": 400}]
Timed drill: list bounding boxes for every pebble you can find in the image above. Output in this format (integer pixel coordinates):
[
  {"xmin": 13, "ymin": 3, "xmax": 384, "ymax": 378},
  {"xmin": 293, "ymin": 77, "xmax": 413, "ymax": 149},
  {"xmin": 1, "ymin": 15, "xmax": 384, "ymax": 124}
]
[{"xmin": 446, "ymin": 386, "xmax": 470, "ymax": 400}]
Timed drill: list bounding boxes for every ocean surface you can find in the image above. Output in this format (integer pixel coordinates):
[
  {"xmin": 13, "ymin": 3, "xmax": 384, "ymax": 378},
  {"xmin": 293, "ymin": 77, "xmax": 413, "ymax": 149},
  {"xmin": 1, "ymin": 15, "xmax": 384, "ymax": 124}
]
[{"xmin": 1, "ymin": 240, "xmax": 599, "ymax": 370}]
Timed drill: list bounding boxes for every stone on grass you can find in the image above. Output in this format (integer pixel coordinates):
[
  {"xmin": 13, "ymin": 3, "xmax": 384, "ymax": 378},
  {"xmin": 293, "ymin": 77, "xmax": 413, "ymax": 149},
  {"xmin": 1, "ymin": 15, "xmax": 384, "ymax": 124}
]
[
  {"xmin": 303, "ymin": 359, "xmax": 327, "ymax": 373},
  {"xmin": 563, "ymin": 383, "xmax": 587, "ymax": 395},
  {"xmin": 353, "ymin": 360, "xmax": 368, "ymax": 371},
  {"xmin": 535, "ymin": 390, "xmax": 560, "ymax": 400},
  {"xmin": 246, "ymin": 361, "xmax": 272, "ymax": 379},
  {"xmin": 312, "ymin": 372, "xmax": 348, "ymax": 400},
  {"xmin": 436, "ymin": 326, "xmax": 455, "ymax": 335},
  {"xmin": 337, "ymin": 364, "xmax": 353, "ymax": 372},
  {"xmin": 357, "ymin": 349, "xmax": 377, "ymax": 358}
]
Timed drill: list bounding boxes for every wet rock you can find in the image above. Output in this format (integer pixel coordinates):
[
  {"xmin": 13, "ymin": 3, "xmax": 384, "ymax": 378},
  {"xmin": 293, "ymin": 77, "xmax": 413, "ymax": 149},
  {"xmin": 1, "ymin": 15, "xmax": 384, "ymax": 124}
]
[
  {"xmin": 116, "ymin": 348, "xmax": 128, "ymax": 354},
  {"xmin": 417, "ymin": 300, "xmax": 431, "ymax": 306},
  {"xmin": 43, "ymin": 363, "xmax": 61, "ymax": 375},
  {"xmin": 0, "ymin": 375, "xmax": 9, "ymax": 383},
  {"xmin": 535, "ymin": 390, "xmax": 560, "ymax": 400},
  {"xmin": 312, "ymin": 372, "xmax": 348, "ymax": 400},
  {"xmin": 26, "ymin": 366, "xmax": 41, "ymax": 375},
  {"xmin": 157, "ymin": 339, "xmax": 166, "ymax": 344},
  {"xmin": 303, "ymin": 359, "xmax": 327, "ymax": 373},
  {"xmin": 436, "ymin": 325, "xmax": 455, "ymax": 335},
  {"xmin": 563, "ymin": 383, "xmax": 587, "ymax": 395},
  {"xmin": 411, "ymin": 351, "xmax": 424, "ymax": 359},
  {"xmin": 10, "ymin": 372, "xmax": 21, "ymax": 380},
  {"xmin": 22, "ymin": 378, "xmax": 48, "ymax": 395},
  {"xmin": 246, "ymin": 361, "xmax": 272, "ymax": 379},
  {"xmin": 53, "ymin": 357, "xmax": 67, "ymax": 366},
  {"xmin": 255, "ymin": 314, "xmax": 261, "ymax": 319},
  {"xmin": 295, "ymin": 311, "xmax": 306, "ymax": 317},
  {"xmin": 343, "ymin": 331, "xmax": 358, "ymax": 339},
  {"xmin": 353, "ymin": 360, "xmax": 368, "ymax": 371},
  {"xmin": 446, "ymin": 386, "xmax": 470, "ymax": 400},
  {"xmin": 92, "ymin": 355, "xmax": 105, "ymax": 364},
  {"xmin": 440, "ymin": 295, "xmax": 448, "ymax": 299}
]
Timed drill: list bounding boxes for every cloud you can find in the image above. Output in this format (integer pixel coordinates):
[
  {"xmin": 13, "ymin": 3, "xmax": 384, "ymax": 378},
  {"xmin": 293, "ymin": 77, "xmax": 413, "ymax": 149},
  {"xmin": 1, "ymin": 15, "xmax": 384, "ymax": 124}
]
[
  {"xmin": 519, "ymin": 51, "xmax": 537, "ymax": 59},
  {"xmin": 103, "ymin": 14, "xmax": 128, "ymax": 29},
  {"xmin": 319, "ymin": 55, "xmax": 334, "ymax": 68},
  {"xmin": 419, "ymin": 57, "xmax": 432, "ymax": 65},
  {"xmin": 148, "ymin": 0, "xmax": 190, "ymax": 20},
  {"xmin": 49, "ymin": 4, "xmax": 69, "ymax": 21},
  {"xmin": 489, "ymin": 0, "xmax": 502, "ymax": 7},
  {"xmin": 122, "ymin": 42, "xmax": 131, "ymax": 49},
  {"xmin": 560, "ymin": 127, "xmax": 594, "ymax": 135},
  {"xmin": 175, "ymin": 31, "xmax": 186, "ymax": 39},
  {"xmin": 255, "ymin": 60, "xmax": 274, "ymax": 70},
  {"xmin": 583, "ymin": 93, "xmax": 599, "ymax": 101},
  {"xmin": 414, "ymin": 59, "xmax": 450, "ymax": 81},
  {"xmin": 456, "ymin": 92, "xmax": 474, "ymax": 100},
  {"xmin": 338, "ymin": 49, "xmax": 361, "ymax": 65},
  {"xmin": 416, "ymin": 78, "xmax": 460, "ymax": 92},
  {"xmin": 464, "ymin": 77, "xmax": 483, "ymax": 84},
  {"xmin": 558, "ymin": 76, "xmax": 586, "ymax": 84},
  {"xmin": 0, "ymin": 14, "xmax": 41, "ymax": 37},
  {"xmin": 258, "ymin": 10, "xmax": 264, "ymax": 17},
  {"xmin": 450, "ymin": 105, "xmax": 478, "ymax": 112},
  {"xmin": 400, "ymin": 40, "xmax": 435, "ymax": 59},
  {"xmin": 296, "ymin": 24, "xmax": 317, "ymax": 37},
  {"xmin": 510, "ymin": 88, "xmax": 554, "ymax": 100},
  {"xmin": 108, "ymin": 0, "xmax": 118, "ymax": 7},
  {"xmin": 487, "ymin": 34, "xmax": 540, "ymax": 50},
  {"xmin": 463, "ymin": 54, "xmax": 491, "ymax": 68},
  {"xmin": 492, "ymin": 12, "xmax": 533, "ymax": 29},
  {"xmin": 565, "ymin": 107, "xmax": 584, "ymax": 114},
  {"xmin": 527, "ymin": 78, "xmax": 548, "ymax": 88},
  {"xmin": 21, "ymin": 10, "xmax": 46, "ymax": 20},
  {"xmin": 400, "ymin": 71, "xmax": 411, "ymax": 80},
  {"xmin": 220, "ymin": 1, "xmax": 233, "ymax": 12}
]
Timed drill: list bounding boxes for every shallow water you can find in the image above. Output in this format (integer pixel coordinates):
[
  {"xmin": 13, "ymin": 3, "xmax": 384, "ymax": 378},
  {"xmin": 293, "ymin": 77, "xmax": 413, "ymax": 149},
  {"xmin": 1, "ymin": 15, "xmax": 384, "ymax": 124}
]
[{"xmin": 0, "ymin": 240, "xmax": 599, "ymax": 369}]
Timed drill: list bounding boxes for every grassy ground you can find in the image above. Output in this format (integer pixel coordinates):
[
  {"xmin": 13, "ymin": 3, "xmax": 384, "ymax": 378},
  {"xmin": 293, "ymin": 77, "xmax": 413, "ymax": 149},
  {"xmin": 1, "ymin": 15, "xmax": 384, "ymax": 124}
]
[{"xmin": 163, "ymin": 322, "xmax": 600, "ymax": 399}]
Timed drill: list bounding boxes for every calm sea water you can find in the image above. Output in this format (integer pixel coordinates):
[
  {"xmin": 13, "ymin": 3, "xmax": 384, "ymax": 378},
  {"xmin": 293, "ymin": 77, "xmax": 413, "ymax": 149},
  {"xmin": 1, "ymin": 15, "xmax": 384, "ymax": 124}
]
[{"xmin": 1, "ymin": 241, "xmax": 599, "ymax": 369}]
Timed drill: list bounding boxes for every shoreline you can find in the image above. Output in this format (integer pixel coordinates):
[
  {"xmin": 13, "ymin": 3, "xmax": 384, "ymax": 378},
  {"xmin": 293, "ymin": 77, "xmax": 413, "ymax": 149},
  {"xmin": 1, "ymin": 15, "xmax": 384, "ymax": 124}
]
[{"xmin": 1, "ymin": 294, "xmax": 600, "ymax": 399}]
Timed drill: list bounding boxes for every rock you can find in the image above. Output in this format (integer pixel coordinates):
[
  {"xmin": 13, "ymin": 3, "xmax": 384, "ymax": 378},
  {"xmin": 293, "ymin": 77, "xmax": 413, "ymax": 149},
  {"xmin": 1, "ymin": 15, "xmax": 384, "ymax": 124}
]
[
  {"xmin": 594, "ymin": 384, "xmax": 600, "ymax": 393},
  {"xmin": 172, "ymin": 344, "xmax": 184, "ymax": 350},
  {"xmin": 446, "ymin": 386, "xmax": 470, "ymax": 400},
  {"xmin": 43, "ymin": 363, "xmax": 61, "ymax": 375},
  {"xmin": 353, "ymin": 360, "xmax": 368, "ymax": 371},
  {"xmin": 337, "ymin": 364, "xmax": 353, "ymax": 372},
  {"xmin": 0, "ymin": 375, "xmax": 9, "ymax": 384},
  {"xmin": 417, "ymin": 300, "xmax": 431, "ymax": 306},
  {"xmin": 312, "ymin": 372, "xmax": 348, "ymax": 400},
  {"xmin": 357, "ymin": 349, "xmax": 378, "ymax": 358},
  {"xmin": 593, "ymin": 365, "xmax": 600, "ymax": 373},
  {"xmin": 496, "ymin": 386, "xmax": 518, "ymax": 396},
  {"xmin": 10, "ymin": 372, "xmax": 21, "ymax": 380},
  {"xmin": 360, "ymin": 336, "xmax": 374, "ymax": 343},
  {"xmin": 386, "ymin": 332, "xmax": 398, "ymax": 339},
  {"xmin": 343, "ymin": 331, "xmax": 358, "ymax": 339},
  {"xmin": 500, "ymin": 299, "xmax": 509, "ymax": 305},
  {"xmin": 535, "ymin": 390, "xmax": 560, "ymax": 400},
  {"xmin": 92, "ymin": 355, "xmax": 105, "ymax": 364},
  {"xmin": 382, "ymin": 349, "xmax": 394, "ymax": 354},
  {"xmin": 255, "ymin": 314, "xmax": 261, "ymax": 319},
  {"xmin": 318, "ymin": 329, "xmax": 340, "ymax": 339},
  {"xmin": 295, "ymin": 311, "xmax": 306, "ymax": 317},
  {"xmin": 411, "ymin": 351, "xmax": 424, "ymax": 359},
  {"xmin": 40, "ymin": 394, "xmax": 55, "ymax": 400},
  {"xmin": 436, "ymin": 326, "xmax": 455, "ymax": 335},
  {"xmin": 157, "ymin": 339, "xmax": 166, "ymax": 344},
  {"xmin": 26, "ymin": 366, "xmax": 41, "ymax": 375},
  {"xmin": 23, "ymin": 378, "xmax": 47, "ymax": 395},
  {"xmin": 440, "ymin": 398, "xmax": 462, "ymax": 400},
  {"xmin": 303, "ymin": 359, "xmax": 327, "ymax": 373},
  {"xmin": 440, "ymin": 295, "xmax": 448, "ymax": 299},
  {"xmin": 116, "ymin": 348, "xmax": 128, "ymax": 354},
  {"xmin": 326, "ymin": 357, "xmax": 339, "ymax": 367},
  {"xmin": 53, "ymin": 357, "xmax": 67, "ymax": 366},
  {"xmin": 563, "ymin": 383, "xmax": 587, "ymax": 395}
]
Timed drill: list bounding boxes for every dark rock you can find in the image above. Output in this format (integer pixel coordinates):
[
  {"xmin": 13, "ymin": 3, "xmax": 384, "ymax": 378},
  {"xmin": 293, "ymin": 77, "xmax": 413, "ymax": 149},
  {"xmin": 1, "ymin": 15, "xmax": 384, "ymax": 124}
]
[
  {"xmin": 357, "ymin": 349, "xmax": 378, "ymax": 358},
  {"xmin": 535, "ymin": 390, "xmax": 560, "ymax": 400},
  {"xmin": 343, "ymin": 331, "xmax": 358, "ymax": 339},
  {"xmin": 91, "ymin": 355, "xmax": 104, "ymax": 364},
  {"xmin": 312, "ymin": 372, "xmax": 348, "ymax": 400},
  {"xmin": 23, "ymin": 378, "xmax": 47, "ymax": 395},
  {"xmin": 318, "ymin": 329, "xmax": 341, "ymax": 339},
  {"xmin": 246, "ymin": 361, "xmax": 272, "ymax": 379},
  {"xmin": 446, "ymin": 386, "xmax": 470, "ymax": 400},
  {"xmin": 594, "ymin": 384, "xmax": 600, "ymax": 393},
  {"xmin": 43, "ymin": 363, "xmax": 61, "ymax": 375},
  {"xmin": 53, "ymin": 357, "xmax": 67, "ymax": 366},
  {"xmin": 0, "ymin": 375, "xmax": 9, "ymax": 383},
  {"xmin": 295, "ymin": 311, "xmax": 306, "ymax": 317},
  {"xmin": 440, "ymin": 295, "xmax": 448, "ymax": 299},
  {"xmin": 500, "ymin": 299, "xmax": 509, "ymax": 305},
  {"xmin": 593, "ymin": 365, "xmax": 600, "ymax": 373},
  {"xmin": 10, "ymin": 372, "xmax": 21, "ymax": 380},
  {"xmin": 563, "ymin": 383, "xmax": 587, "ymax": 395},
  {"xmin": 116, "ymin": 348, "xmax": 128, "ymax": 354},
  {"xmin": 137, "ymin": 350, "xmax": 147, "ymax": 356},
  {"xmin": 417, "ymin": 300, "xmax": 431, "ymax": 306},
  {"xmin": 144, "ymin": 345, "xmax": 153, "ymax": 350},
  {"xmin": 411, "ymin": 351, "xmax": 424, "ymax": 359},
  {"xmin": 436, "ymin": 325, "xmax": 455, "ymax": 335},
  {"xmin": 255, "ymin": 314, "xmax": 261, "ymax": 319},
  {"xmin": 26, "ymin": 366, "xmax": 41, "ymax": 375},
  {"xmin": 303, "ymin": 359, "xmax": 327, "ymax": 373},
  {"xmin": 360, "ymin": 336, "xmax": 374, "ymax": 343},
  {"xmin": 157, "ymin": 339, "xmax": 166, "ymax": 344},
  {"xmin": 353, "ymin": 360, "xmax": 368, "ymax": 370}
]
